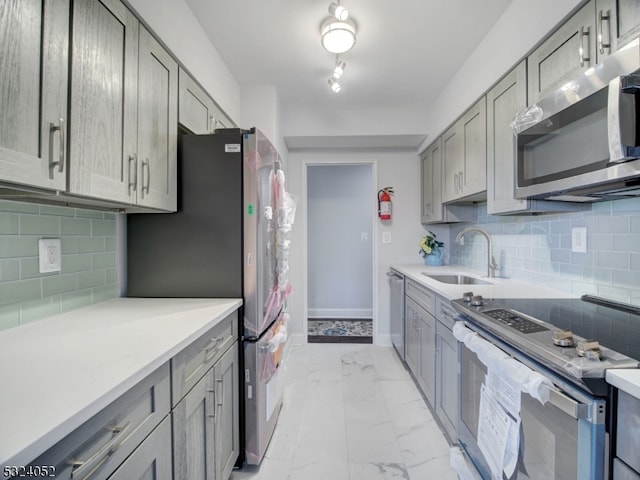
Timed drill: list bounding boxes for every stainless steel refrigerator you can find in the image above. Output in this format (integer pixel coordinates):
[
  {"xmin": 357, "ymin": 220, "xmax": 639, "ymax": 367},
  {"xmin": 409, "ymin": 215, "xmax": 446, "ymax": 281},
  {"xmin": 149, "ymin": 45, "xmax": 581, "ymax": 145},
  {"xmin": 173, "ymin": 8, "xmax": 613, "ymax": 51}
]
[{"xmin": 127, "ymin": 128, "xmax": 294, "ymax": 467}]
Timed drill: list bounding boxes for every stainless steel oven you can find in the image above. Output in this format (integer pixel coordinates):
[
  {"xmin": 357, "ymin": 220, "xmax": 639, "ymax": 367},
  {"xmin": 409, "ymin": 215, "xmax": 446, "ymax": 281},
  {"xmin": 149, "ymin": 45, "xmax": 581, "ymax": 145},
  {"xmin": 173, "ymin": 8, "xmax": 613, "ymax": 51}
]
[
  {"xmin": 452, "ymin": 295, "xmax": 640, "ymax": 480},
  {"xmin": 456, "ymin": 321, "xmax": 606, "ymax": 480}
]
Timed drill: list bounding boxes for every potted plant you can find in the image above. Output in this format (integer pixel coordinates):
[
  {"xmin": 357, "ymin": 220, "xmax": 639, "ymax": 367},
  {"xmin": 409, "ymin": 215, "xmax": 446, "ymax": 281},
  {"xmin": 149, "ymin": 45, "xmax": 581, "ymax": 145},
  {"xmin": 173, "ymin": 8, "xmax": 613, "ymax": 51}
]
[{"xmin": 419, "ymin": 231, "xmax": 444, "ymax": 266}]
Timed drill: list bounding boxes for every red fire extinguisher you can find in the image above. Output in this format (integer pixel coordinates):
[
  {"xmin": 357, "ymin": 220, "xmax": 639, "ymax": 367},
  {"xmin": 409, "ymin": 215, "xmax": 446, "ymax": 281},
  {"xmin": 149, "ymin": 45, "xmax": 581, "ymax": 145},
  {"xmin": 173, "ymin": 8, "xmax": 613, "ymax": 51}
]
[{"xmin": 378, "ymin": 187, "xmax": 394, "ymax": 221}]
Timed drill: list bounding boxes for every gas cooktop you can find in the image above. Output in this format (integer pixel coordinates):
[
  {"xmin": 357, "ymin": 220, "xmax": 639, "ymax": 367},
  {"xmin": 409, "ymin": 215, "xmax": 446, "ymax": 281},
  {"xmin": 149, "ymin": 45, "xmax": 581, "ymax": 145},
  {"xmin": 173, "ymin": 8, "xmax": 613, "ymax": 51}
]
[{"xmin": 452, "ymin": 294, "xmax": 640, "ymax": 392}]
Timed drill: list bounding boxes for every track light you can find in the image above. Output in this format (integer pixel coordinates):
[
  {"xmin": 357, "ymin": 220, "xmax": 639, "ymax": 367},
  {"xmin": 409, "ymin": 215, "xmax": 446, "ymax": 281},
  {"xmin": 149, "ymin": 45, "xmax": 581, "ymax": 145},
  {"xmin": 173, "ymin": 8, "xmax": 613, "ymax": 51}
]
[
  {"xmin": 328, "ymin": 77, "xmax": 341, "ymax": 93},
  {"xmin": 328, "ymin": 2, "xmax": 349, "ymax": 21},
  {"xmin": 333, "ymin": 59, "xmax": 346, "ymax": 79}
]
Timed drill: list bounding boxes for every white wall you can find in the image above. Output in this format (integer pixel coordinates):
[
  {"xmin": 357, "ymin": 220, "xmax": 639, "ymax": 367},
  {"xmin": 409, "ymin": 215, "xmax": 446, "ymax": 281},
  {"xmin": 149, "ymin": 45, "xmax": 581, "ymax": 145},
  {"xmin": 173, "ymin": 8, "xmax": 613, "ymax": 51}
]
[
  {"xmin": 307, "ymin": 164, "xmax": 373, "ymax": 318},
  {"xmin": 240, "ymin": 85, "xmax": 287, "ymax": 165},
  {"xmin": 286, "ymin": 150, "xmax": 448, "ymax": 345},
  {"xmin": 419, "ymin": 0, "xmax": 582, "ymax": 149}
]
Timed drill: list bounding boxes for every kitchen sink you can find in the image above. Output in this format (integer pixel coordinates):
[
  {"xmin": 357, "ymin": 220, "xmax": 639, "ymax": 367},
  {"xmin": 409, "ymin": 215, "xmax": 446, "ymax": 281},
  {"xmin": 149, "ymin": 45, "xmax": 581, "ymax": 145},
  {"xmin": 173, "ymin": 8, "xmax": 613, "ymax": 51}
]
[{"xmin": 421, "ymin": 273, "xmax": 492, "ymax": 285}]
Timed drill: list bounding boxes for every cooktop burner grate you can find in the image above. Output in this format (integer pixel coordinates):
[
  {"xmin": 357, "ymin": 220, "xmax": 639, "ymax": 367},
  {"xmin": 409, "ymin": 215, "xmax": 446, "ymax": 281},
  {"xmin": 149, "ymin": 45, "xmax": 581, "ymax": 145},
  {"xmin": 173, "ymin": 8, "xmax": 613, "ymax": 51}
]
[{"xmin": 484, "ymin": 309, "xmax": 549, "ymax": 334}]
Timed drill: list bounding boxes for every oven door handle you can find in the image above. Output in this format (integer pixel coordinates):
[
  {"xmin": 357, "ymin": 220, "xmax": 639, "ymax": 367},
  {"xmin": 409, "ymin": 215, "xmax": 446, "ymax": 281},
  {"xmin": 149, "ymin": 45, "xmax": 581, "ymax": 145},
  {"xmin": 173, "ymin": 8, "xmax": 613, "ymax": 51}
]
[{"xmin": 546, "ymin": 387, "xmax": 588, "ymax": 420}]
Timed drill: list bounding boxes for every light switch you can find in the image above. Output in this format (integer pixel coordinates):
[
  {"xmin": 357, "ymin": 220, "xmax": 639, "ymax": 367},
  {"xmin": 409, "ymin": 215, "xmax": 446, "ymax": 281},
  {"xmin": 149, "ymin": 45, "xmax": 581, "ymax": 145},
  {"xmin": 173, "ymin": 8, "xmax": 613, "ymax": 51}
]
[
  {"xmin": 38, "ymin": 238, "xmax": 62, "ymax": 273},
  {"xmin": 382, "ymin": 232, "xmax": 391, "ymax": 244},
  {"xmin": 361, "ymin": 232, "xmax": 368, "ymax": 241}
]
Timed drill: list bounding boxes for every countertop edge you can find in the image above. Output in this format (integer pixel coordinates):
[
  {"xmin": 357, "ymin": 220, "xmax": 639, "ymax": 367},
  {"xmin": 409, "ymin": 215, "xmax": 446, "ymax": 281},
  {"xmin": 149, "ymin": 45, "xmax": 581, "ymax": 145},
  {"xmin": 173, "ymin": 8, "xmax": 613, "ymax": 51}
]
[
  {"xmin": 0, "ymin": 297, "xmax": 243, "ymax": 468},
  {"xmin": 606, "ymin": 369, "xmax": 640, "ymax": 399}
]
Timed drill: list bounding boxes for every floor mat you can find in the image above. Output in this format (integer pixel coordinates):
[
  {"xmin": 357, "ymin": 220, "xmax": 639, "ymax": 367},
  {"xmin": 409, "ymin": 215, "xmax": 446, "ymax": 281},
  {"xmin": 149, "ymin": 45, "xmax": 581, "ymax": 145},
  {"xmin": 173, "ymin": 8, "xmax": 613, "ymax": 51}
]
[{"xmin": 308, "ymin": 318, "xmax": 373, "ymax": 344}]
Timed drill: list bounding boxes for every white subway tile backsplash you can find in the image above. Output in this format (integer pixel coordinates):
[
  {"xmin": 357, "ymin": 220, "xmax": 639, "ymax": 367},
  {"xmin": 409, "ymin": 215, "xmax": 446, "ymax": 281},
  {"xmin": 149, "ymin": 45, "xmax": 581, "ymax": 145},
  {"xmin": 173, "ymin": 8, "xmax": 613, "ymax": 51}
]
[
  {"xmin": 0, "ymin": 201, "xmax": 118, "ymax": 330},
  {"xmin": 451, "ymin": 197, "xmax": 640, "ymax": 305}
]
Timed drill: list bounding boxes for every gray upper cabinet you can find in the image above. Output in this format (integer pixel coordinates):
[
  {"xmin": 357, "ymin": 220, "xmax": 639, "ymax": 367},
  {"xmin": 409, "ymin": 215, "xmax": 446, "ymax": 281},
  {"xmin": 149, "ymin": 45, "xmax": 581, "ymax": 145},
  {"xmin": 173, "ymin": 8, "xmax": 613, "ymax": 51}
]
[
  {"xmin": 442, "ymin": 98, "xmax": 487, "ymax": 203},
  {"xmin": 597, "ymin": 0, "xmax": 640, "ymax": 57},
  {"xmin": 527, "ymin": 1, "xmax": 597, "ymax": 104},
  {"xmin": 136, "ymin": 26, "xmax": 178, "ymax": 211},
  {"xmin": 487, "ymin": 61, "xmax": 529, "ymax": 215},
  {"xmin": 0, "ymin": 0, "xmax": 69, "ymax": 191},
  {"xmin": 179, "ymin": 69, "xmax": 217, "ymax": 134},
  {"xmin": 421, "ymin": 140, "xmax": 443, "ymax": 223},
  {"xmin": 178, "ymin": 68, "xmax": 235, "ymax": 134},
  {"xmin": 68, "ymin": 0, "xmax": 139, "ymax": 204}
]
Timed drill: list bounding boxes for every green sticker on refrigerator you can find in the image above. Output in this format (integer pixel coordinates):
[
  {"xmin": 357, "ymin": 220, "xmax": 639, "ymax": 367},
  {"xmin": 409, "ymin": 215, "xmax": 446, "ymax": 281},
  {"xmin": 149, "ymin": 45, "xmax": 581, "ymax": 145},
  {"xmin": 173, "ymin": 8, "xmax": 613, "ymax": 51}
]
[{"xmin": 247, "ymin": 204, "xmax": 254, "ymax": 215}]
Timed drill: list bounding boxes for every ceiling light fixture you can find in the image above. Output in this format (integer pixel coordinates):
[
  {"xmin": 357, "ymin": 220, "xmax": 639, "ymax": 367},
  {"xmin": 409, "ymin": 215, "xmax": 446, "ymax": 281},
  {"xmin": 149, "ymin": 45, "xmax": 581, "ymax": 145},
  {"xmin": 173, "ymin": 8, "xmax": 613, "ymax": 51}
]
[
  {"xmin": 328, "ymin": 77, "xmax": 341, "ymax": 93},
  {"xmin": 320, "ymin": 16, "xmax": 356, "ymax": 54},
  {"xmin": 328, "ymin": 2, "xmax": 349, "ymax": 21},
  {"xmin": 332, "ymin": 58, "xmax": 346, "ymax": 79}
]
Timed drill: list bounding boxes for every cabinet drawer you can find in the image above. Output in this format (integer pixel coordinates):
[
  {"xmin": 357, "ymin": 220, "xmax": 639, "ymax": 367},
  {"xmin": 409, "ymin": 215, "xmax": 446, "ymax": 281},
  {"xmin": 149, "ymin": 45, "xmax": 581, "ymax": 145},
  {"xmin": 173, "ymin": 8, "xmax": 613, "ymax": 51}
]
[
  {"xmin": 436, "ymin": 297, "xmax": 461, "ymax": 330},
  {"xmin": 172, "ymin": 311, "xmax": 238, "ymax": 406},
  {"xmin": 21, "ymin": 363, "xmax": 170, "ymax": 480},
  {"xmin": 406, "ymin": 279, "xmax": 435, "ymax": 315},
  {"xmin": 107, "ymin": 416, "xmax": 172, "ymax": 480}
]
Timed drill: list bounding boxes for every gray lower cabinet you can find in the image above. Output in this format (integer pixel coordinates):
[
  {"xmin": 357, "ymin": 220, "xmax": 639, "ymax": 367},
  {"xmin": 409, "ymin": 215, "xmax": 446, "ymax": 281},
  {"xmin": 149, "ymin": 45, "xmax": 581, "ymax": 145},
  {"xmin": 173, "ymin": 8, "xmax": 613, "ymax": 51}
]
[
  {"xmin": 173, "ymin": 343, "xmax": 239, "ymax": 480},
  {"xmin": 172, "ymin": 313, "xmax": 239, "ymax": 480},
  {"xmin": 434, "ymin": 298, "xmax": 459, "ymax": 442},
  {"xmin": 613, "ymin": 390, "xmax": 640, "ymax": 479},
  {"xmin": 107, "ymin": 417, "xmax": 172, "ymax": 480},
  {"xmin": 0, "ymin": 0, "xmax": 69, "ymax": 191},
  {"xmin": 13, "ymin": 364, "xmax": 171, "ymax": 480},
  {"xmin": 405, "ymin": 279, "xmax": 436, "ymax": 407}
]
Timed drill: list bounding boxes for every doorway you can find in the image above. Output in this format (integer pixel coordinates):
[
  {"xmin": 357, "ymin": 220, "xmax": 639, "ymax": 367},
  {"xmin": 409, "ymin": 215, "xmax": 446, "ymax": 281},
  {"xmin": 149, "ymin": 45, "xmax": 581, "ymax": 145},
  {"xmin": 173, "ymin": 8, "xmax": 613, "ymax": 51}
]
[{"xmin": 306, "ymin": 163, "xmax": 374, "ymax": 344}]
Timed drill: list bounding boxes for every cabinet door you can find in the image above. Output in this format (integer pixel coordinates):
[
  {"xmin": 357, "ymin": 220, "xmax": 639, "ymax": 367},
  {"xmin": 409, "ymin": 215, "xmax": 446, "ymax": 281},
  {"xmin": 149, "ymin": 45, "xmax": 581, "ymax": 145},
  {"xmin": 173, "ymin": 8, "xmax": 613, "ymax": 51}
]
[
  {"xmin": 435, "ymin": 321, "xmax": 458, "ymax": 442},
  {"xmin": 173, "ymin": 368, "xmax": 216, "ymax": 480},
  {"xmin": 421, "ymin": 139, "xmax": 443, "ymax": 224},
  {"xmin": 108, "ymin": 417, "xmax": 172, "ymax": 480},
  {"xmin": 404, "ymin": 298, "xmax": 420, "ymax": 377},
  {"xmin": 528, "ymin": 0, "xmax": 597, "ymax": 104},
  {"xmin": 441, "ymin": 124, "xmax": 461, "ymax": 203},
  {"xmin": 69, "ymin": 0, "xmax": 138, "ymax": 203},
  {"xmin": 597, "ymin": 0, "xmax": 640, "ymax": 56},
  {"xmin": 214, "ymin": 343, "xmax": 239, "ymax": 480},
  {"xmin": 179, "ymin": 68, "xmax": 217, "ymax": 134},
  {"xmin": 417, "ymin": 305, "xmax": 436, "ymax": 407},
  {"xmin": 0, "ymin": 0, "xmax": 68, "ymax": 191},
  {"xmin": 458, "ymin": 97, "xmax": 487, "ymax": 199},
  {"xmin": 136, "ymin": 26, "xmax": 178, "ymax": 211},
  {"xmin": 487, "ymin": 61, "xmax": 529, "ymax": 215}
]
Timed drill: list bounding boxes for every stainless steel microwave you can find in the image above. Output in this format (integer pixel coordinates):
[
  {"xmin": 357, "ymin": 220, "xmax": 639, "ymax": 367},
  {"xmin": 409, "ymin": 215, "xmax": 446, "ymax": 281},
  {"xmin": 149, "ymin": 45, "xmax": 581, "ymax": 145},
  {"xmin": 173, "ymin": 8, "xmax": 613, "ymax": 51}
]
[{"xmin": 514, "ymin": 38, "xmax": 640, "ymax": 202}]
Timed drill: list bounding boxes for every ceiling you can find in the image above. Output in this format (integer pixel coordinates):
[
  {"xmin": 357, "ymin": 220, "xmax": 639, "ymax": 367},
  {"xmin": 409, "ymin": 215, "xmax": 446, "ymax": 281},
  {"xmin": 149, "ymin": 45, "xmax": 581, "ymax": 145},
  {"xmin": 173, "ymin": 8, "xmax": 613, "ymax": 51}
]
[{"xmin": 184, "ymin": 0, "xmax": 515, "ymax": 148}]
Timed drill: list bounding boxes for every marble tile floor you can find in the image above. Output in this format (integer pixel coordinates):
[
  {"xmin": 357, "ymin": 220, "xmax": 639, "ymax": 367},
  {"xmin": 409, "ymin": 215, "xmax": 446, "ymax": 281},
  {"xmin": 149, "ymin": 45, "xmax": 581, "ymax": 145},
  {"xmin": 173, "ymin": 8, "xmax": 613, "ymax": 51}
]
[{"xmin": 231, "ymin": 343, "xmax": 458, "ymax": 480}]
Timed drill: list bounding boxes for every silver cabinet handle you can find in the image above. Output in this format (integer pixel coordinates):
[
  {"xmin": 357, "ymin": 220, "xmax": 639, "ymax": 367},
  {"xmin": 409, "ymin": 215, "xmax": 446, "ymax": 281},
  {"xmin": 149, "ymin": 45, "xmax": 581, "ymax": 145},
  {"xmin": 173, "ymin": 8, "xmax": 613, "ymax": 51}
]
[
  {"xmin": 207, "ymin": 387, "xmax": 216, "ymax": 418},
  {"xmin": 69, "ymin": 421, "xmax": 131, "ymax": 479},
  {"xmin": 598, "ymin": 10, "xmax": 611, "ymax": 55},
  {"xmin": 142, "ymin": 158, "xmax": 150, "ymax": 195},
  {"xmin": 128, "ymin": 154, "xmax": 137, "ymax": 195},
  {"xmin": 209, "ymin": 114, "xmax": 215, "ymax": 132},
  {"xmin": 453, "ymin": 173, "xmax": 459, "ymax": 193},
  {"xmin": 459, "ymin": 170, "xmax": 464, "ymax": 192},
  {"xmin": 203, "ymin": 337, "xmax": 221, "ymax": 363},
  {"xmin": 579, "ymin": 26, "xmax": 590, "ymax": 67},
  {"xmin": 216, "ymin": 378, "xmax": 224, "ymax": 407},
  {"xmin": 49, "ymin": 117, "xmax": 65, "ymax": 174}
]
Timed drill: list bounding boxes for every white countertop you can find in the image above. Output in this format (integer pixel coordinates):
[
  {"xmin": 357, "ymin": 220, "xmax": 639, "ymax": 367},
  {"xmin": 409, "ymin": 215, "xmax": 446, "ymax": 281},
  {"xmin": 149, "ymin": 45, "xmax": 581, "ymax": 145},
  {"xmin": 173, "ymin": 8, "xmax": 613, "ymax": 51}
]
[
  {"xmin": 390, "ymin": 264, "xmax": 577, "ymax": 300},
  {"xmin": 607, "ymin": 369, "xmax": 640, "ymax": 399},
  {"xmin": 0, "ymin": 297, "xmax": 242, "ymax": 468}
]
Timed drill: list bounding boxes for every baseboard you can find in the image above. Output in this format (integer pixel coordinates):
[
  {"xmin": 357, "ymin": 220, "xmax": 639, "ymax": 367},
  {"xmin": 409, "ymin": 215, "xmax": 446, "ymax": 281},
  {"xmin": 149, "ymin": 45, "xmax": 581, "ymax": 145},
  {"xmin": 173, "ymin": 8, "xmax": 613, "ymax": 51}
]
[
  {"xmin": 376, "ymin": 333, "xmax": 392, "ymax": 347},
  {"xmin": 307, "ymin": 308, "xmax": 373, "ymax": 318},
  {"xmin": 290, "ymin": 332, "xmax": 307, "ymax": 345}
]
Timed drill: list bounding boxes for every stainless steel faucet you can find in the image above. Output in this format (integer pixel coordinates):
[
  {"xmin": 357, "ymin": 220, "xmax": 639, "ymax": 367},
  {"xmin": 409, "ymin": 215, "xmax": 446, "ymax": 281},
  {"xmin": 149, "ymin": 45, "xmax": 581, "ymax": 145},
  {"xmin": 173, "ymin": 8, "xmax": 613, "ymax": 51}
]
[{"xmin": 455, "ymin": 227, "xmax": 498, "ymax": 278}]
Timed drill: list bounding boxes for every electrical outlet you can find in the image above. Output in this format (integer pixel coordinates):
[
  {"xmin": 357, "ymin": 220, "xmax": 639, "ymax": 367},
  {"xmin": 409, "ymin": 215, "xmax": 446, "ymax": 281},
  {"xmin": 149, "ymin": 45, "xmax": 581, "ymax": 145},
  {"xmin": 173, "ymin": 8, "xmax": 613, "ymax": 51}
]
[
  {"xmin": 571, "ymin": 227, "xmax": 587, "ymax": 253},
  {"xmin": 38, "ymin": 238, "xmax": 62, "ymax": 273}
]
